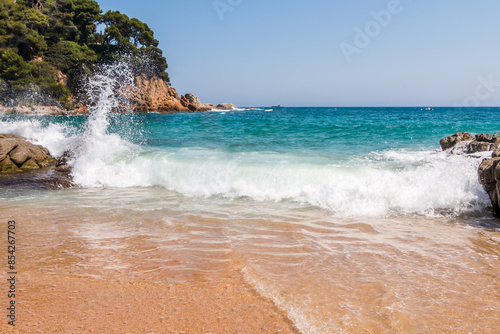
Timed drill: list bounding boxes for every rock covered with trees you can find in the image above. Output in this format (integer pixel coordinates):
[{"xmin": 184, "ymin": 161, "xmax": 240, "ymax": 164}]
[{"xmin": 0, "ymin": 0, "xmax": 169, "ymax": 109}]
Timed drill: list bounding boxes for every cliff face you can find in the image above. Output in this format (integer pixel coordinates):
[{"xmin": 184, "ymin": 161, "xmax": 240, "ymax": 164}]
[{"xmin": 131, "ymin": 75, "xmax": 208, "ymax": 113}]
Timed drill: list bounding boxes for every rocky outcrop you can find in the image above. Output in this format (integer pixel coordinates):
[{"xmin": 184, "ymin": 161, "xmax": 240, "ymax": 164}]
[
  {"xmin": 440, "ymin": 132, "xmax": 500, "ymax": 154},
  {"xmin": 0, "ymin": 134, "xmax": 56, "ymax": 173},
  {"xmin": 440, "ymin": 132, "xmax": 500, "ymax": 217},
  {"xmin": 440, "ymin": 132, "xmax": 474, "ymax": 150},
  {"xmin": 201, "ymin": 103, "xmax": 217, "ymax": 110},
  {"xmin": 184, "ymin": 93, "xmax": 202, "ymax": 108},
  {"xmin": 0, "ymin": 134, "xmax": 74, "ymax": 189},
  {"xmin": 1, "ymin": 75, "xmax": 235, "ymax": 114},
  {"xmin": 216, "ymin": 103, "xmax": 237, "ymax": 110},
  {"xmin": 132, "ymin": 75, "xmax": 204, "ymax": 113},
  {"xmin": 131, "ymin": 76, "xmax": 237, "ymax": 113}
]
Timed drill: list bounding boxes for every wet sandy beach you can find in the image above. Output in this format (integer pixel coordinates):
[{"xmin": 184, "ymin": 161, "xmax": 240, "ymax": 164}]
[
  {"xmin": 4, "ymin": 273, "xmax": 297, "ymax": 333},
  {"xmin": 1, "ymin": 188, "xmax": 499, "ymax": 333}
]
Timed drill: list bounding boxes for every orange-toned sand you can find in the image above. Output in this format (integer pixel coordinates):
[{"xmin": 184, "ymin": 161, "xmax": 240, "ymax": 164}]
[
  {"xmin": 2, "ymin": 272, "xmax": 298, "ymax": 334},
  {"xmin": 0, "ymin": 208, "xmax": 299, "ymax": 334}
]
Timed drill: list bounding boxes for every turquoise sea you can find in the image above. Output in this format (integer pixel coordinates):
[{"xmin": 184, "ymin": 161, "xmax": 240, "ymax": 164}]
[{"xmin": 1, "ymin": 87, "xmax": 500, "ymax": 332}]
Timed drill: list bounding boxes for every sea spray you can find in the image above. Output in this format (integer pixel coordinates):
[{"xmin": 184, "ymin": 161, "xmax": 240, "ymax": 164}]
[
  {"xmin": 71, "ymin": 61, "xmax": 140, "ymax": 187},
  {"xmin": 82, "ymin": 61, "xmax": 136, "ymax": 138},
  {"xmin": 0, "ymin": 60, "xmax": 137, "ymax": 159},
  {"xmin": 0, "ymin": 118, "xmax": 78, "ymax": 157}
]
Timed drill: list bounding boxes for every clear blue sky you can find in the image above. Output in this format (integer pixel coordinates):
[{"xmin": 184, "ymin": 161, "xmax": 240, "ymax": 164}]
[{"xmin": 98, "ymin": 0, "xmax": 500, "ymax": 107}]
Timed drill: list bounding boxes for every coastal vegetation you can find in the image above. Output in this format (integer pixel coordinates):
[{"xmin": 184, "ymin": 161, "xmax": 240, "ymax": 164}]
[{"xmin": 0, "ymin": 0, "xmax": 169, "ymax": 108}]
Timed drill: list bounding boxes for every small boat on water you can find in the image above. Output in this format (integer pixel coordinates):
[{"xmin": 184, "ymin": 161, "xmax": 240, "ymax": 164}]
[
  {"xmin": 424, "ymin": 107, "xmax": 434, "ymax": 111},
  {"xmin": 271, "ymin": 105, "xmax": 284, "ymax": 109}
]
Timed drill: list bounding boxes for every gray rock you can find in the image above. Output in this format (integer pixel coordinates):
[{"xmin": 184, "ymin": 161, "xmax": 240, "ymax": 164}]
[
  {"xmin": 492, "ymin": 149, "xmax": 500, "ymax": 158},
  {"xmin": 184, "ymin": 93, "xmax": 202, "ymax": 108},
  {"xmin": 448, "ymin": 141, "xmax": 469, "ymax": 155}
]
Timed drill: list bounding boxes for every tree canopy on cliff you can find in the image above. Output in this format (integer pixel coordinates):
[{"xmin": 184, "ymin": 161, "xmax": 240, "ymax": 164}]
[{"xmin": 0, "ymin": 0, "xmax": 169, "ymax": 108}]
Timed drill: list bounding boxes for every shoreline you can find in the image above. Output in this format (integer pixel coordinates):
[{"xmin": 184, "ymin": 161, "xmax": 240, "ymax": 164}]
[{"xmin": 0, "ymin": 105, "xmax": 240, "ymax": 116}]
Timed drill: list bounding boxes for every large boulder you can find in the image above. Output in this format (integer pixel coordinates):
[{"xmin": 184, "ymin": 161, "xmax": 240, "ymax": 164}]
[
  {"xmin": 468, "ymin": 141, "xmax": 493, "ymax": 154},
  {"xmin": 179, "ymin": 95, "xmax": 198, "ymax": 112},
  {"xmin": 184, "ymin": 93, "xmax": 202, "ymax": 108},
  {"xmin": 0, "ymin": 134, "xmax": 56, "ymax": 173}
]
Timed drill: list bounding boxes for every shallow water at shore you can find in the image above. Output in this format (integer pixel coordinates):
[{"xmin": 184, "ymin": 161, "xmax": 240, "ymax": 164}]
[{"xmin": 1, "ymin": 188, "xmax": 499, "ymax": 333}]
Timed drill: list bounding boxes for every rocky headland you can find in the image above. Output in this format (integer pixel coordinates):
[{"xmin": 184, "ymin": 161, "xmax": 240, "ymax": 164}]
[
  {"xmin": 440, "ymin": 132, "xmax": 500, "ymax": 217},
  {"xmin": 0, "ymin": 76, "xmax": 237, "ymax": 115}
]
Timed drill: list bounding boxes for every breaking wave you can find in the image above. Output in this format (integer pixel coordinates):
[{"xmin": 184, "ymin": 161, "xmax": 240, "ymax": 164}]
[{"xmin": 0, "ymin": 62, "xmax": 490, "ymax": 218}]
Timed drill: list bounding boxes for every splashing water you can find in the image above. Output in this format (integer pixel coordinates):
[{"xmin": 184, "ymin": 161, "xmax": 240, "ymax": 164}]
[
  {"xmin": 83, "ymin": 62, "xmax": 136, "ymax": 138},
  {"xmin": 70, "ymin": 62, "xmax": 139, "ymax": 187}
]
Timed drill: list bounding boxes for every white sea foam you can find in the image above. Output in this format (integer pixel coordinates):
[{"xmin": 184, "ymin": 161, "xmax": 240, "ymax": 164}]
[
  {"xmin": 68, "ymin": 144, "xmax": 489, "ymax": 218},
  {"xmin": 0, "ymin": 117, "xmax": 489, "ymax": 218},
  {"xmin": 0, "ymin": 119, "xmax": 78, "ymax": 157}
]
